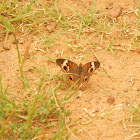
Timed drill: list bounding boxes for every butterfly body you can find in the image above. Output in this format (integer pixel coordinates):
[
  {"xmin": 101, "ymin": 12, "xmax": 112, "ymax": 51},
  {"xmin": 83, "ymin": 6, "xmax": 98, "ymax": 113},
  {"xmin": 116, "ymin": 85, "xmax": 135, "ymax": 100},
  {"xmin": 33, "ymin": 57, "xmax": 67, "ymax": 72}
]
[{"xmin": 56, "ymin": 59, "xmax": 100, "ymax": 87}]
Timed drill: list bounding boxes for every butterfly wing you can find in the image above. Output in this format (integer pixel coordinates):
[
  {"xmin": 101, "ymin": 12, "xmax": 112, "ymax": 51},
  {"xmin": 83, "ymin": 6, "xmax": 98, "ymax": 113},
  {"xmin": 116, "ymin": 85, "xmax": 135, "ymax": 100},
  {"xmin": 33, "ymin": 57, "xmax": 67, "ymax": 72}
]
[
  {"xmin": 56, "ymin": 59, "xmax": 78, "ymax": 73},
  {"xmin": 81, "ymin": 61, "xmax": 100, "ymax": 86},
  {"xmin": 83, "ymin": 61, "xmax": 100, "ymax": 75},
  {"xmin": 56, "ymin": 59, "xmax": 79, "ymax": 85}
]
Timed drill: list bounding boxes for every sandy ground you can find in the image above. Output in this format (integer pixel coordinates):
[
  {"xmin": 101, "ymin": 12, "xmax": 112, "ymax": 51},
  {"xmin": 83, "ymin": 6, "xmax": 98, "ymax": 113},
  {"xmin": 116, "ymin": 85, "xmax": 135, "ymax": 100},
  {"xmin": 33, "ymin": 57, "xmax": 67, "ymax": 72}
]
[{"xmin": 0, "ymin": 0, "xmax": 140, "ymax": 139}]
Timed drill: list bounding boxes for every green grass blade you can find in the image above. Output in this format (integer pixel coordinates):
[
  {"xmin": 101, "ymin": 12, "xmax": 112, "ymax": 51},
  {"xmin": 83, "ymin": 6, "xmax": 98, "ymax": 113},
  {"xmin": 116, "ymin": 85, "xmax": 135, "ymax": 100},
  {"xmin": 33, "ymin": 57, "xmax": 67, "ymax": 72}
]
[{"xmin": 0, "ymin": 15, "xmax": 14, "ymax": 32}]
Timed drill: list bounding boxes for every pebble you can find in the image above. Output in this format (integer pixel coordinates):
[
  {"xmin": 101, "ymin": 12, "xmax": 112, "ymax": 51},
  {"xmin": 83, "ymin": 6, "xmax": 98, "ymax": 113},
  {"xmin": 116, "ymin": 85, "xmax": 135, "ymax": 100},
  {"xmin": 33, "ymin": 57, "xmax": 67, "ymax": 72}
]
[
  {"xmin": 46, "ymin": 21, "xmax": 56, "ymax": 32},
  {"xmin": 2, "ymin": 41, "xmax": 11, "ymax": 50},
  {"xmin": 107, "ymin": 96, "xmax": 115, "ymax": 104},
  {"xmin": 124, "ymin": 88, "xmax": 129, "ymax": 92},
  {"xmin": 107, "ymin": 6, "xmax": 122, "ymax": 18}
]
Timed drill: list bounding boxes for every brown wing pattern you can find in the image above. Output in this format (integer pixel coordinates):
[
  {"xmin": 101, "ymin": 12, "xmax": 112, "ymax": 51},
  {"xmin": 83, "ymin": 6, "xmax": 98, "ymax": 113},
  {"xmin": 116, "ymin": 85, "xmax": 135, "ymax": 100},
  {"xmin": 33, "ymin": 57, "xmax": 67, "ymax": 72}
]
[{"xmin": 56, "ymin": 59, "xmax": 100, "ymax": 87}]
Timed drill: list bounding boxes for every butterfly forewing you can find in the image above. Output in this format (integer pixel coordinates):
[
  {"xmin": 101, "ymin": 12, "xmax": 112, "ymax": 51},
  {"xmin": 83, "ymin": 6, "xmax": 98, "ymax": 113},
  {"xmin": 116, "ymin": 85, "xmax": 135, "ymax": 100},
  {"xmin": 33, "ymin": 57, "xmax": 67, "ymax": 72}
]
[
  {"xmin": 56, "ymin": 59, "xmax": 78, "ymax": 73},
  {"xmin": 83, "ymin": 61, "xmax": 100, "ymax": 75}
]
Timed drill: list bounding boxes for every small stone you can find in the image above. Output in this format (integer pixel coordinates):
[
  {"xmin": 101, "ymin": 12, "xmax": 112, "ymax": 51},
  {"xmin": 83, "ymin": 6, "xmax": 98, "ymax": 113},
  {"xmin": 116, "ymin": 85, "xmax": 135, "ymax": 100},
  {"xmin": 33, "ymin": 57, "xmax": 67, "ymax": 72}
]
[
  {"xmin": 46, "ymin": 21, "xmax": 56, "ymax": 32},
  {"xmin": 2, "ymin": 41, "xmax": 11, "ymax": 50},
  {"xmin": 107, "ymin": 96, "xmax": 115, "ymax": 104},
  {"xmin": 124, "ymin": 88, "xmax": 129, "ymax": 92},
  {"xmin": 107, "ymin": 6, "xmax": 122, "ymax": 18}
]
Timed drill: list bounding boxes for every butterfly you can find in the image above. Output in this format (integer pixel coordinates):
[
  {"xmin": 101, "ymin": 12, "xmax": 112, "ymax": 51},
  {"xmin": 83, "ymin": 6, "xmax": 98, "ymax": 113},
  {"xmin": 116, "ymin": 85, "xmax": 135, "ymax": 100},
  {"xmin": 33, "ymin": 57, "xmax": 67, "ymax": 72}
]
[{"xmin": 56, "ymin": 59, "xmax": 100, "ymax": 87}]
